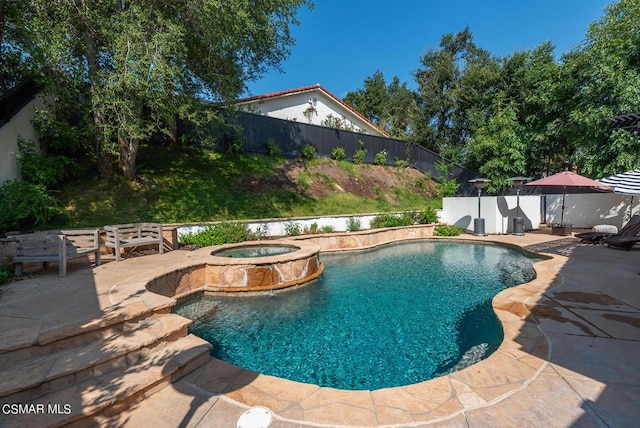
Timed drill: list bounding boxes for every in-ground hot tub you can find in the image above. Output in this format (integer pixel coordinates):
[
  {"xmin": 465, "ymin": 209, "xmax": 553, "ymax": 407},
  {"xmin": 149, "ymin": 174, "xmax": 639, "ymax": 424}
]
[
  {"xmin": 187, "ymin": 240, "xmax": 323, "ymax": 293},
  {"xmin": 211, "ymin": 244, "xmax": 298, "ymax": 258}
]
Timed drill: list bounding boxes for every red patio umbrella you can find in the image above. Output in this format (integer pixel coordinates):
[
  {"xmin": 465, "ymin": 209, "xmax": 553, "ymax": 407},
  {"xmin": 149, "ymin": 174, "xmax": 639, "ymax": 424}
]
[{"xmin": 526, "ymin": 171, "xmax": 613, "ymax": 226}]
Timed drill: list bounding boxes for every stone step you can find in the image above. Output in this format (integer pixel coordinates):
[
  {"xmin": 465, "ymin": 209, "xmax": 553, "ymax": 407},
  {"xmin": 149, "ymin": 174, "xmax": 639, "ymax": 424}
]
[
  {"xmin": 0, "ymin": 334, "xmax": 212, "ymax": 428},
  {"xmin": 0, "ymin": 314, "xmax": 192, "ymax": 403}
]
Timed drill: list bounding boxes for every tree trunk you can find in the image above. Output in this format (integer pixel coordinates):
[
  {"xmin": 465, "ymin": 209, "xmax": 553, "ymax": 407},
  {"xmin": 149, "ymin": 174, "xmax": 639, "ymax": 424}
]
[
  {"xmin": 81, "ymin": 7, "xmax": 114, "ymax": 179},
  {"xmin": 118, "ymin": 135, "xmax": 139, "ymax": 181}
]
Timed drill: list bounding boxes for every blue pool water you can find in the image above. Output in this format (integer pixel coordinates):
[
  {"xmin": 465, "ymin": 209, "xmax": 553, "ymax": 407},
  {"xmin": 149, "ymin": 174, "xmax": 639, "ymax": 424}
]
[{"xmin": 174, "ymin": 241, "xmax": 537, "ymax": 390}]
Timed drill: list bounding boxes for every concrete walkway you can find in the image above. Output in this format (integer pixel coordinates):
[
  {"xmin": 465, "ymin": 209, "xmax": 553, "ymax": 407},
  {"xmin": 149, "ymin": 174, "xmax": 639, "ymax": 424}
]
[{"xmin": 1, "ymin": 232, "xmax": 639, "ymax": 427}]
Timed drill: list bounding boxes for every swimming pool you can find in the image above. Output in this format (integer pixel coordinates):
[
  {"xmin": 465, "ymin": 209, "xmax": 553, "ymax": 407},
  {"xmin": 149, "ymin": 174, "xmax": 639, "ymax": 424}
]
[{"xmin": 174, "ymin": 240, "xmax": 537, "ymax": 390}]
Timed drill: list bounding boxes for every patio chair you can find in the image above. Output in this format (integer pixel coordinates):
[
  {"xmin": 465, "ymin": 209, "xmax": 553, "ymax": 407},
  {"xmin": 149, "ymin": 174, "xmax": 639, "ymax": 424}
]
[
  {"xmin": 601, "ymin": 234, "xmax": 640, "ymax": 250},
  {"xmin": 575, "ymin": 215, "xmax": 640, "ymax": 244}
]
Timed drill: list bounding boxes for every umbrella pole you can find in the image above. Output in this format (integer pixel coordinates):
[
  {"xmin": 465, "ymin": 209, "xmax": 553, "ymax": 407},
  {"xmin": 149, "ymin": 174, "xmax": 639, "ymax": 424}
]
[{"xmin": 561, "ymin": 187, "xmax": 566, "ymax": 226}]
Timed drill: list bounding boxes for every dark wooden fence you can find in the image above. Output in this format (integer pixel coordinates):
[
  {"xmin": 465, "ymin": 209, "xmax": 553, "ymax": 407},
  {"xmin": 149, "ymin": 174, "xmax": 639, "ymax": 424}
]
[{"xmin": 205, "ymin": 111, "xmax": 478, "ymax": 195}]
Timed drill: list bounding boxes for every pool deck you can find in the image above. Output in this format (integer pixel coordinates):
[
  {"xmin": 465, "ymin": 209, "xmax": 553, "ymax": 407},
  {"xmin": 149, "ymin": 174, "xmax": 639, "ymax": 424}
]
[{"xmin": 1, "ymin": 231, "xmax": 639, "ymax": 427}]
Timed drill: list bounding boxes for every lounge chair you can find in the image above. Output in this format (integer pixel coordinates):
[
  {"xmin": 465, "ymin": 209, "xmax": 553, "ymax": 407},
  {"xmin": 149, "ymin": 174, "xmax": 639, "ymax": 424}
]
[
  {"xmin": 575, "ymin": 215, "xmax": 640, "ymax": 244},
  {"xmin": 601, "ymin": 234, "xmax": 640, "ymax": 250}
]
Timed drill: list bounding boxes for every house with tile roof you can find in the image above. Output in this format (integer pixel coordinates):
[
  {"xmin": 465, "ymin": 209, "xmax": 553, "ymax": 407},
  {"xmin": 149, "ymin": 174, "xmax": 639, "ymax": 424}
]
[{"xmin": 235, "ymin": 84, "xmax": 389, "ymax": 137}]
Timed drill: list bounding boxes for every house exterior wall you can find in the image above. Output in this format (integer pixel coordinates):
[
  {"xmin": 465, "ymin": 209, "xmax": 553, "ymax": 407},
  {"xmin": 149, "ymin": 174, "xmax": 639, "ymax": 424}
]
[
  {"xmin": 0, "ymin": 96, "xmax": 44, "ymax": 185},
  {"xmin": 239, "ymin": 89, "xmax": 383, "ymax": 136}
]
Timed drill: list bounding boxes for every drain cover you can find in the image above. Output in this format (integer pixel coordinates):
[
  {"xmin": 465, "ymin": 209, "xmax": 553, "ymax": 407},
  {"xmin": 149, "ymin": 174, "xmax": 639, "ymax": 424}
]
[{"xmin": 236, "ymin": 407, "xmax": 272, "ymax": 428}]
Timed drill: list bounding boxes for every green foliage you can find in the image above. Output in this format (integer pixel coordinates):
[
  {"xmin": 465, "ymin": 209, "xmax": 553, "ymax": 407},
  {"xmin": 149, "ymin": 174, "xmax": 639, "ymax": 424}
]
[
  {"xmin": 373, "ymin": 150, "xmax": 387, "ymax": 165},
  {"xmin": 344, "ymin": 71, "xmax": 415, "ymax": 139},
  {"xmin": 346, "ymin": 217, "xmax": 361, "ymax": 232},
  {"xmin": 179, "ymin": 222, "xmax": 258, "ymax": 247},
  {"xmin": 266, "ymin": 138, "xmax": 281, "ymax": 157},
  {"xmin": 284, "ymin": 222, "xmax": 302, "ymax": 236},
  {"xmin": 395, "ymin": 158, "xmax": 409, "ymax": 168},
  {"xmin": 0, "ymin": 261, "xmax": 14, "ymax": 285},
  {"xmin": 434, "ymin": 160, "xmax": 460, "ymax": 197},
  {"xmin": 331, "ymin": 147, "xmax": 346, "ymax": 160},
  {"xmin": 20, "ymin": 0, "xmax": 312, "ymax": 180},
  {"xmin": 300, "ymin": 144, "xmax": 316, "ymax": 160},
  {"xmin": 0, "ymin": 180, "xmax": 61, "ymax": 234},
  {"xmin": 320, "ymin": 225, "xmax": 335, "ymax": 233},
  {"xmin": 17, "ymin": 139, "xmax": 76, "ymax": 188},
  {"xmin": 369, "ymin": 213, "xmax": 414, "ymax": 229},
  {"xmin": 417, "ymin": 207, "xmax": 439, "ymax": 224},
  {"xmin": 434, "ymin": 224, "xmax": 462, "ymax": 236},
  {"xmin": 303, "ymin": 222, "xmax": 319, "ymax": 234},
  {"xmin": 352, "ymin": 140, "xmax": 367, "ymax": 164}
]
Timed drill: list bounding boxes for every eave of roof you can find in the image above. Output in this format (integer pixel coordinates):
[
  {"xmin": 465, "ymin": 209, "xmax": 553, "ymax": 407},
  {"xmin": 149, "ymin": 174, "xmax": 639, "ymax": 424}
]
[{"xmin": 236, "ymin": 84, "xmax": 390, "ymax": 137}]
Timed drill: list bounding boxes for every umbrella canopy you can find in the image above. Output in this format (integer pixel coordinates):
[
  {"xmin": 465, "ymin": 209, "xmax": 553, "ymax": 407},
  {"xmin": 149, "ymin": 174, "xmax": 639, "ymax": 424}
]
[
  {"xmin": 597, "ymin": 167, "xmax": 640, "ymax": 219},
  {"xmin": 526, "ymin": 171, "xmax": 612, "ymax": 226},
  {"xmin": 597, "ymin": 167, "xmax": 640, "ymax": 195},
  {"xmin": 527, "ymin": 171, "xmax": 611, "ymax": 188}
]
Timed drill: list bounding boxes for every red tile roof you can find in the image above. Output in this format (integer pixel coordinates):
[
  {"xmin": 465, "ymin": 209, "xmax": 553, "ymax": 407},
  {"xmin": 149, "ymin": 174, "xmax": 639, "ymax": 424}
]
[{"xmin": 236, "ymin": 84, "xmax": 389, "ymax": 137}]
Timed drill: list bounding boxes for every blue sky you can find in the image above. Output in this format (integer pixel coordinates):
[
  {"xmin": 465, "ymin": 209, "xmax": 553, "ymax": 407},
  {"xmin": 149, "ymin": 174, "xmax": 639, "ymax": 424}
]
[{"xmin": 244, "ymin": 0, "xmax": 613, "ymax": 99}]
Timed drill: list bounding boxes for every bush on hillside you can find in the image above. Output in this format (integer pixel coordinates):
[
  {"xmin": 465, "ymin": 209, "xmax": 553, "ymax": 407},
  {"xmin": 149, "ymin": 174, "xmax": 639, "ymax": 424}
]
[
  {"xmin": 0, "ymin": 180, "xmax": 61, "ymax": 234},
  {"xmin": 369, "ymin": 213, "xmax": 414, "ymax": 229},
  {"xmin": 179, "ymin": 222, "xmax": 261, "ymax": 247}
]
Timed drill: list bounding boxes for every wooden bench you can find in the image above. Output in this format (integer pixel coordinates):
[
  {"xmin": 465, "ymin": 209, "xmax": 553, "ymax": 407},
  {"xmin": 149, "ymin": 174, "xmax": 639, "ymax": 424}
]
[
  {"xmin": 10, "ymin": 229, "xmax": 101, "ymax": 276},
  {"xmin": 104, "ymin": 223, "xmax": 164, "ymax": 261}
]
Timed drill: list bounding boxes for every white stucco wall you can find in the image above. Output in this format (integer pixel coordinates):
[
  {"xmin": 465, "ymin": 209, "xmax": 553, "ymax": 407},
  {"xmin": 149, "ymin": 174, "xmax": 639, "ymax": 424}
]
[
  {"xmin": 177, "ymin": 214, "xmax": 384, "ymax": 239},
  {"xmin": 442, "ymin": 192, "xmax": 638, "ymax": 234},
  {"xmin": 442, "ymin": 195, "xmax": 541, "ymax": 235},
  {"xmin": 239, "ymin": 88, "xmax": 383, "ymax": 136},
  {"xmin": 0, "ymin": 96, "xmax": 44, "ymax": 184},
  {"xmin": 543, "ymin": 193, "xmax": 637, "ymax": 229}
]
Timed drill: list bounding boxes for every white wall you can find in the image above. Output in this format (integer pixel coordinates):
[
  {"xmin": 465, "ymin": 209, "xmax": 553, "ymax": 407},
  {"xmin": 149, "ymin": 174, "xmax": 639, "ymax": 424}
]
[
  {"xmin": 442, "ymin": 195, "xmax": 541, "ymax": 235},
  {"xmin": 442, "ymin": 192, "xmax": 638, "ymax": 234},
  {"xmin": 0, "ymin": 96, "xmax": 44, "ymax": 184},
  {"xmin": 544, "ymin": 193, "xmax": 637, "ymax": 229},
  {"xmin": 178, "ymin": 213, "xmax": 405, "ymax": 239}
]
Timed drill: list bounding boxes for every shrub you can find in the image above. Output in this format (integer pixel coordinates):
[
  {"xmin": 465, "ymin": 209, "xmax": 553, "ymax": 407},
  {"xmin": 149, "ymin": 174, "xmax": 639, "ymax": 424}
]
[
  {"xmin": 331, "ymin": 147, "xmax": 346, "ymax": 161},
  {"xmin": 434, "ymin": 160, "xmax": 459, "ymax": 197},
  {"xmin": 0, "ymin": 180, "xmax": 61, "ymax": 234},
  {"xmin": 266, "ymin": 138, "xmax": 281, "ymax": 157},
  {"xmin": 301, "ymin": 144, "xmax": 316, "ymax": 160},
  {"xmin": 0, "ymin": 261, "xmax": 14, "ymax": 285},
  {"xmin": 303, "ymin": 222, "xmax": 319, "ymax": 234},
  {"xmin": 346, "ymin": 217, "xmax": 361, "ymax": 232},
  {"xmin": 352, "ymin": 140, "xmax": 367, "ymax": 164},
  {"xmin": 284, "ymin": 222, "xmax": 302, "ymax": 236},
  {"xmin": 373, "ymin": 150, "xmax": 387, "ymax": 166},
  {"xmin": 179, "ymin": 222, "xmax": 257, "ymax": 247},
  {"xmin": 370, "ymin": 213, "xmax": 414, "ymax": 229},
  {"xmin": 417, "ymin": 207, "xmax": 439, "ymax": 224},
  {"xmin": 17, "ymin": 139, "xmax": 76, "ymax": 188},
  {"xmin": 320, "ymin": 225, "xmax": 335, "ymax": 233},
  {"xmin": 395, "ymin": 158, "xmax": 409, "ymax": 168},
  {"xmin": 434, "ymin": 224, "xmax": 462, "ymax": 236}
]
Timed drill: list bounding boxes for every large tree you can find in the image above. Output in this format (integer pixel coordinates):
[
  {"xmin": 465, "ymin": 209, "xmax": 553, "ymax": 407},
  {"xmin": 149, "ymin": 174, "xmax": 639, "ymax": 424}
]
[
  {"xmin": 344, "ymin": 71, "xmax": 415, "ymax": 140},
  {"xmin": 562, "ymin": 0, "xmax": 640, "ymax": 178},
  {"xmin": 413, "ymin": 27, "xmax": 498, "ymax": 161},
  {"xmin": 22, "ymin": 0, "xmax": 311, "ymax": 180}
]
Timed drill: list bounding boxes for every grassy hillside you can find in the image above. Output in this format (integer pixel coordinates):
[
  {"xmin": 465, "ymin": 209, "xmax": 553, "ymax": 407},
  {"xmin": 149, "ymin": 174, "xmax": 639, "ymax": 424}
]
[{"xmin": 57, "ymin": 144, "xmax": 441, "ymax": 228}]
